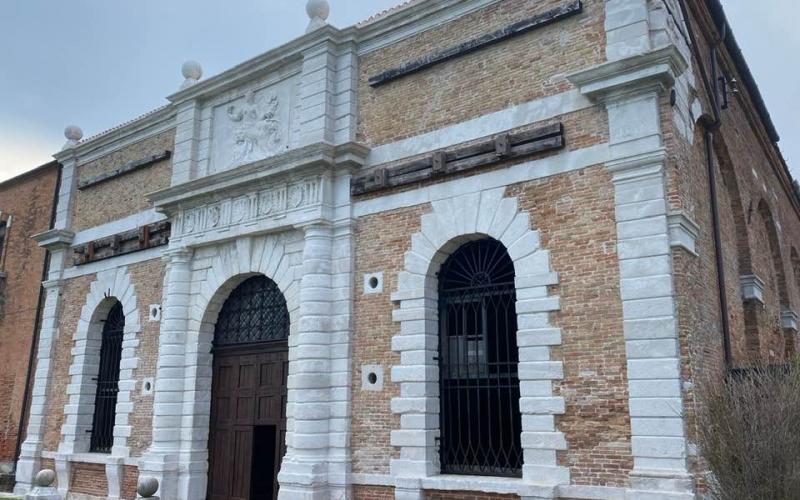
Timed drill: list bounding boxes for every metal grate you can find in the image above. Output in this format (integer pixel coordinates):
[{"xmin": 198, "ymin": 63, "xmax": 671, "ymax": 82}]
[
  {"xmin": 438, "ymin": 239, "xmax": 522, "ymax": 477},
  {"xmin": 214, "ymin": 276, "xmax": 290, "ymax": 347},
  {"xmin": 90, "ymin": 301, "xmax": 124, "ymax": 453}
]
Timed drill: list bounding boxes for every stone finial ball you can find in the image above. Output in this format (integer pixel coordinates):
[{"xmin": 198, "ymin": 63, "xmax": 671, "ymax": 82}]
[
  {"xmin": 137, "ymin": 476, "xmax": 159, "ymax": 497},
  {"xmin": 306, "ymin": 0, "xmax": 330, "ymax": 21},
  {"xmin": 64, "ymin": 125, "xmax": 83, "ymax": 142},
  {"xmin": 181, "ymin": 60, "xmax": 203, "ymax": 81},
  {"xmin": 34, "ymin": 468, "xmax": 56, "ymax": 487}
]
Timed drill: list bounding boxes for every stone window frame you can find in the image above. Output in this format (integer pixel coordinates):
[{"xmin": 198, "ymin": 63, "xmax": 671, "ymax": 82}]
[
  {"xmin": 389, "ymin": 187, "xmax": 569, "ymax": 497},
  {"xmin": 59, "ymin": 266, "xmax": 141, "ymax": 458}
]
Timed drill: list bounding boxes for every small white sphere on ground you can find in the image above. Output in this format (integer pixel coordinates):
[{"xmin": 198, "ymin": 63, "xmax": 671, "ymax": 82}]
[
  {"xmin": 137, "ymin": 476, "xmax": 159, "ymax": 497},
  {"xmin": 35, "ymin": 469, "xmax": 56, "ymax": 487},
  {"xmin": 64, "ymin": 125, "xmax": 83, "ymax": 142},
  {"xmin": 306, "ymin": 0, "xmax": 330, "ymax": 21},
  {"xmin": 181, "ymin": 60, "xmax": 203, "ymax": 81}
]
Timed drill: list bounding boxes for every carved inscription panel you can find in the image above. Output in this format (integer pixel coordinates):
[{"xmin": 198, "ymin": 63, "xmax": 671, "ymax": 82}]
[
  {"xmin": 176, "ymin": 175, "xmax": 323, "ymax": 237},
  {"xmin": 209, "ymin": 77, "xmax": 296, "ymax": 173}
]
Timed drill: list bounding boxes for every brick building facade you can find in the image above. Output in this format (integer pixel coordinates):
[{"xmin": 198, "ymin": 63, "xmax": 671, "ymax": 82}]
[
  {"xmin": 12, "ymin": 1, "xmax": 800, "ymax": 499},
  {"xmin": 0, "ymin": 161, "xmax": 60, "ymax": 491}
]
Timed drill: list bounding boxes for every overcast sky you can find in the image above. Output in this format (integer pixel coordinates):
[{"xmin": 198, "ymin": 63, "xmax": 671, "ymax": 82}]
[{"xmin": 0, "ymin": 1, "xmax": 797, "ymax": 182}]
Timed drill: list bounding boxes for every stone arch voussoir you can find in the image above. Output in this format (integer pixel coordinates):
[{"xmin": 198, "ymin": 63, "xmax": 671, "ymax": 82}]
[
  {"xmin": 390, "ymin": 187, "xmax": 569, "ymax": 485},
  {"xmin": 61, "ymin": 266, "xmax": 140, "ymax": 457}
]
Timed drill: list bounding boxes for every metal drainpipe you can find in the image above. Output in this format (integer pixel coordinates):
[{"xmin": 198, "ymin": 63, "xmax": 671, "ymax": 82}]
[
  {"xmin": 14, "ymin": 163, "xmax": 62, "ymax": 467},
  {"xmin": 677, "ymin": 0, "xmax": 733, "ymax": 368}
]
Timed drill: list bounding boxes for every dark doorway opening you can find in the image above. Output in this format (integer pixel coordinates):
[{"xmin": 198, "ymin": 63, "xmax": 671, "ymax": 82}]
[{"xmin": 250, "ymin": 425, "xmax": 277, "ymax": 500}]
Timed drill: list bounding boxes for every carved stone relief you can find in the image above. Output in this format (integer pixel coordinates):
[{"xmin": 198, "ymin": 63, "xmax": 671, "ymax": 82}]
[{"xmin": 209, "ymin": 77, "xmax": 295, "ymax": 172}]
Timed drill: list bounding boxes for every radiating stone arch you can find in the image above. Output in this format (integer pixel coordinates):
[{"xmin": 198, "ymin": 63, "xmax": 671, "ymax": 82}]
[
  {"xmin": 60, "ymin": 266, "xmax": 141, "ymax": 457},
  {"xmin": 179, "ymin": 233, "xmax": 302, "ymax": 497},
  {"xmin": 390, "ymin": 187, "xmax": 568, "ymax": 490},
  {"xmin": 757, "ymin": 199, "xmax": 790, "ymax": 309},
  {"xmin": 756, "ymin": 199, "xmax": 792, "ymax": 358},
  {"xmin": 714, "ymin": 136, "xmax": 760, "ymax": 362}
]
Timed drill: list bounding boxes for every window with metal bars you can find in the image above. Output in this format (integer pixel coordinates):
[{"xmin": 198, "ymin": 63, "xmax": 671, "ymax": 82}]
[
  {"xmin": 90, "ymin": 301, "xmax": 124, "ymax": 453},
  {"xmin": 214, "ymin": 275, "xmax": 289, "ymax": 347},
  {"xmin": 438, "ymin": 238, "xmax": 522, "ymax": 477}
]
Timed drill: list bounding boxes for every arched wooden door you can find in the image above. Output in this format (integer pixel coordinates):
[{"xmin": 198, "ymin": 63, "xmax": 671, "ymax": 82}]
[{"xmin": 207, "ymin": 276, "xmax": 289, "ymax": 500}]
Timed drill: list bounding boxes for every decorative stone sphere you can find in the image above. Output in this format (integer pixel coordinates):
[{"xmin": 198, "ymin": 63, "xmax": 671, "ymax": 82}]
[
  {"xmin": 64, "ymin": 125, "xmax": 83, "ymax": 142},
  {"xmin": 306, "ymin": 0, "xmax": 330, "ymax": 21},
  {"xmin": 181, "ymin": 60, "xmax": 203, "ymax": 81},
  {"xmin": 137, "ymin": 476, "xmax": 159, "ymax": 497},
  {"xmin": 34, "ymin": 469, "xmax": 56, "ymax": 487}
]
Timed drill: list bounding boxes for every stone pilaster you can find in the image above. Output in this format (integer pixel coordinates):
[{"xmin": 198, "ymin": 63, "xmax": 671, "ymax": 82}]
[
  {"xmin": 15, "ymin": 156, "xmax": 77, "ymax": 494},
  {"xmin": 569, "ymin": 41, "xmax": 693, "ymax": 498},
  {"xmin": 279, "ymin": 222, "xmax": 335, "ymax": 499}
]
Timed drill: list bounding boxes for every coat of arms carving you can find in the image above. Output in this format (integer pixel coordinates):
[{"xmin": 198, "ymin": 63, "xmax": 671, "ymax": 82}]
[{"xmin": 227, "ymin": 91, "xmax": 283, "ymax": 166}]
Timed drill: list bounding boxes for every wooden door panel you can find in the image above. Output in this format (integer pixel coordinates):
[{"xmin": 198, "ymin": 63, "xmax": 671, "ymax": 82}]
[{"xmin": 208, "ymin": 343, "xmax": 288, "ymax": 500}]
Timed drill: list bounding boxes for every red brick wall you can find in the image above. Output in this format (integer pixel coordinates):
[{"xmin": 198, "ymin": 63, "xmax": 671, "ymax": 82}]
[
  {"xmin": 69, "ymin": 462, "xmax": 107, "ymax": 496},
  {"xmin": 354, "ymin": 485, "xmax": 395, "ymax": 499},
  {"xmin": 0, "ymin": 164, "xmax": 59, "ymax": 465},
  {"xmin": 666, "ymin": 1, "xmax": 800, "ymax": 488},
  {"xmin": 122, "ymin": 465, "xmax": 139, "ymax": 500}
]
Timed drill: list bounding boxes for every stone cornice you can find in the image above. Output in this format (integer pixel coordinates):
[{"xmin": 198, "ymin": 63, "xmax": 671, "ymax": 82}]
[
  {"xmin": 166, "ymin": 26, "xmax": 353, "ymax": 105},
  {"xmin": 32, "ymin": 228, "xmax": 75, "ymax": 250},
  {"xmin": 567, "ymin": 45, "xmax": 688, "ymax": 103},
  {"xmin": 149, "ymin": 142, "xmax": 368, "ymax": 214}
]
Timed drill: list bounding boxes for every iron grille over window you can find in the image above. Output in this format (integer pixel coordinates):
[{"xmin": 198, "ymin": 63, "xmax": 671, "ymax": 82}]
[
  {"xmin": 90, "ymin": 301, "xmax": 124, "ymax": 453},
  {"xmin": 438, "ymin": 238, "xmax": 522, "ymax": 477},
  {"xmin": 214, "ymin": 276, "xmax": 289, "ymax": 347}
]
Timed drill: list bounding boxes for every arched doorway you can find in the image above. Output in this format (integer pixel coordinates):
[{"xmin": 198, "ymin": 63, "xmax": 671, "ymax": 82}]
[
  {"xmin": 207, "ymin": 276, "xmax": 289, "ymax": 500},
  {"xmin": 437, "ymin": 238, "xmax": 522, "ymax": 477}
]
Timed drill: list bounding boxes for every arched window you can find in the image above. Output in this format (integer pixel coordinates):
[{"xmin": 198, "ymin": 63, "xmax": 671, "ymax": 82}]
[
  {"xmin": 90, "ymin": 301, "xmax": 125, "ymax": 453},
  {"xmin": 438, "ymin": 238, "xmax": 522, "ymax": 477},
  {"xmin": 213, "ymin": 275, "xmax": 289, "ymax": 347}
]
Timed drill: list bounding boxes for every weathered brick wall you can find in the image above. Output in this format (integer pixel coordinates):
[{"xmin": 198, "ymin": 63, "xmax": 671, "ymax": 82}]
[
  {"xmin": 121, "ymin": 465, "xmax": 139, "ymax": 500},
  {"xmin": 42, "ymin": 274, "xmax": 92, "ymax": 452},
  {"xmin": 508, "ymin": 166, "xmax": 632, "ymax": 486},
  {"xmin": 353, "ymin": 485, "xmax": 395, "ymax": 499},
  {"xmin": 351, "ymin": 205, "xmax": 427, "ymax": 474},
  {"xmin": 72, "ymin": 129, "xmax": 174, "ymax": 232},
  {"xmin": 665, "ymin": 1, "xmax": 800, "ymax": 489},
  {"xmin": 126, "ymin": 259, "xmax": 165, "ymax": 456},
  {"xmin": 351, "ymin": 166, "xmax": 633, "ymax": 485},
  {"xmin": 667, "ymin": 2, "xmax": 800, "ymax": 374},
  {"xmin": 357, "ymin": 0, "xmax": 606, "ymax": 147},
  {"xmin": 0, "ymin": 164, "xmax": 58, "ymax": 467},
  {"xmin": 69, "ymin": 462, "xmax": 107, "ymax": 496},
  {"xmin": 41, "ymin": 259, "xmax": 164, "ymax": 455}
]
